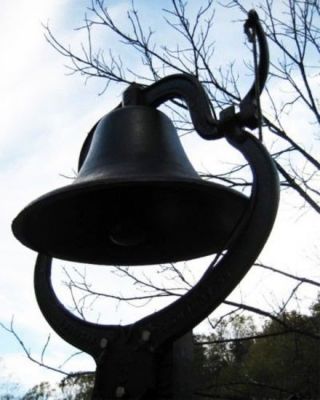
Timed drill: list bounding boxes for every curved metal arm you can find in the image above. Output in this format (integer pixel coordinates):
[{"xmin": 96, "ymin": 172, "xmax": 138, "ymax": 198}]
[
  {"xmin": 77, "ymin": 74, "xmax": 220, "ymax": 170},
  {"xmin": 242, "ymin": 10, "xmax": 269, "ymax": 108},
  {"xmin": 237, "ymin": 9, "xmax": 269, "ymax": 130},
  {"xmin": 77, "ymin": 73, "xmax": 221, "ymax": 172},
  {"xmin": 141, "ymin": 74, "xmax": 220, "ymax": 140},
  {"xmin": 36, "ymin": 127, "xmax": 279, "ymax": 356},
  {"xmin": 34, "ymin": 254, "xmax": 122, "ymax": 359},
  {"xmin": 133, "ymin": 129, "xmax": 279, "ymax": 347}
]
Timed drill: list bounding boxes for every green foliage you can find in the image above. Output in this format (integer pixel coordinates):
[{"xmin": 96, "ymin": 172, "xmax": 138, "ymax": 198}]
[
  {"xmin": 58, "ymin": 374, "xmax": 94, "ymax": 400},
  {"xmin": 0, "ymin": 358, "xmax": 22, "ymax": 400},
  {"xmin": 21, "ymin": 382, "xmax": 54, "ymax": 400},
  {"xmin": 16, "ymin": 374, "xmax": 94, "ymax": 400},
  {"xmin": 196, "ymin": 300, "xmax": 320, "ymax": 399},
  {"xmin": 10, "ymin": 298, "xmax": 320, "ymax": 399}
]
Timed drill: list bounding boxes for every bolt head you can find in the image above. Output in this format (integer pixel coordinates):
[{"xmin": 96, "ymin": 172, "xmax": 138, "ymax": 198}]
[
  {"xmin": 115, "ymin": 386, "xmax": 125, "ymax": 398},
  {"xmin": 141, "ymin": 329, "xmax": 151, "ymax": 342},
  {"xmin": 100, "ymin": 337, "xmax": 108, "ymax": 348}
]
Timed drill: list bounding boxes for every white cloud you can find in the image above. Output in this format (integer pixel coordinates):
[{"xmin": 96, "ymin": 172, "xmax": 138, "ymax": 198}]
[{"xmin": 0, "ymin": 350, "xmax": 94, "ymax": 392}]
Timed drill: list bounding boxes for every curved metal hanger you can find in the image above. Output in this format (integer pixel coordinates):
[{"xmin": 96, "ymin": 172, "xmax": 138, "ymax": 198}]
[
  {"xmin": 132, "ymin": 128, "xmax": 279, "ymax": 347},
  {"xmin": 34, "ymin": 254, "xmax": 122, "ymax": 360},
  {"xmin": 34, "ymin": 126, "xmax": 279, "ymax": 397},
  {"xmin": 33, "ymin": 9, "xmax": 276, "ymax": 397},
  {"xmin": 35, "ymin": 125, "xmax": 279, "ymax": 352}
]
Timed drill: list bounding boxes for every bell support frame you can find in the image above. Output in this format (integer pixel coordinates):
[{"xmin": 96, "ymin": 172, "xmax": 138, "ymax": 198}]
[
  {"xmin": 34, "ymin": 127, "xmax": 279, "ymax": 397},
  {"xmin": 33, "ymin": 9, "xmax": 278, "ymax": 399}
]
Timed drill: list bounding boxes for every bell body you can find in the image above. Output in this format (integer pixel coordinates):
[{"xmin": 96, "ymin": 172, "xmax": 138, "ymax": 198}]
[{"xmin": 12, "ymin": 106, "xmax": 248, "ymax": 265}]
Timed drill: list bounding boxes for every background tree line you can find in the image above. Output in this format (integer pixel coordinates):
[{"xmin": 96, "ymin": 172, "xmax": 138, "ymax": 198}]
[{"xmin": 2, "ymin": 295, "xmax": 320, "ymax": 399}]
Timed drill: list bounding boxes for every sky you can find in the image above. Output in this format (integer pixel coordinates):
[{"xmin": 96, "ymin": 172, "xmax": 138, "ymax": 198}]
[{"xmin": 0, "ymin": 0, "xmax": 319, "ymax": 394}]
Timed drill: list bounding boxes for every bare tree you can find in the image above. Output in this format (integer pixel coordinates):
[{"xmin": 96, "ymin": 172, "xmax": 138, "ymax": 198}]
[{"xmin": 44, "ymin": 0, "xmax": 319, "ymax": 211}]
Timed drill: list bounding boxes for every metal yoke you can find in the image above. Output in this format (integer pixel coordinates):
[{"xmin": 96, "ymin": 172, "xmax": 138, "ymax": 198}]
[{"xmin": 32, "ymin": 10, "xmax": 277, "ymax": 400}]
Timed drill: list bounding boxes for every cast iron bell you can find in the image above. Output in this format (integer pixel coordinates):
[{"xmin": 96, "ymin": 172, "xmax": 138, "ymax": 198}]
[{"xmin": 12, "ymin": 105, "xmax": 248, "ymax": 265}]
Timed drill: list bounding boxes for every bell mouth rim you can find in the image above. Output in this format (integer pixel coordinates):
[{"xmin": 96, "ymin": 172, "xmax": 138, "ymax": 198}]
[
  {"xmin": 12, "ymin": 178, "xmax": 249, "ymax": 266},
  {"xmin": 15, "ymin": 176, "xmax": 249, "ymax": 209}
]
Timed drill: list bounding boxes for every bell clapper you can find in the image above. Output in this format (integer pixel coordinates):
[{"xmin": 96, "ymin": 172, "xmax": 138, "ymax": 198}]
[{"xmin": 109, "ymin": 219, "xmax": 146, "ymax": 247}]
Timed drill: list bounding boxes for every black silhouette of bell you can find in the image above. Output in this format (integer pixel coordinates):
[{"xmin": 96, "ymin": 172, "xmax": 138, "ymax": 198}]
[{"xmin": 12, "ymin": 106, "xmax": 248, "ymax": 265}]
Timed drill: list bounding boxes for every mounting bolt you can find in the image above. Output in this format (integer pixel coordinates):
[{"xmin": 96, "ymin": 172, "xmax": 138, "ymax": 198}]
[
  {"xmin": 115, "ymin": 386, "xmax": 126, "ymax": 398},
  {"xmin": 141, "ymin": 329, "xmax": 151, "ymax": 342},
  {"xmin": 100, "ymin": 337, "xmax": 108, "ymax": 349}
]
